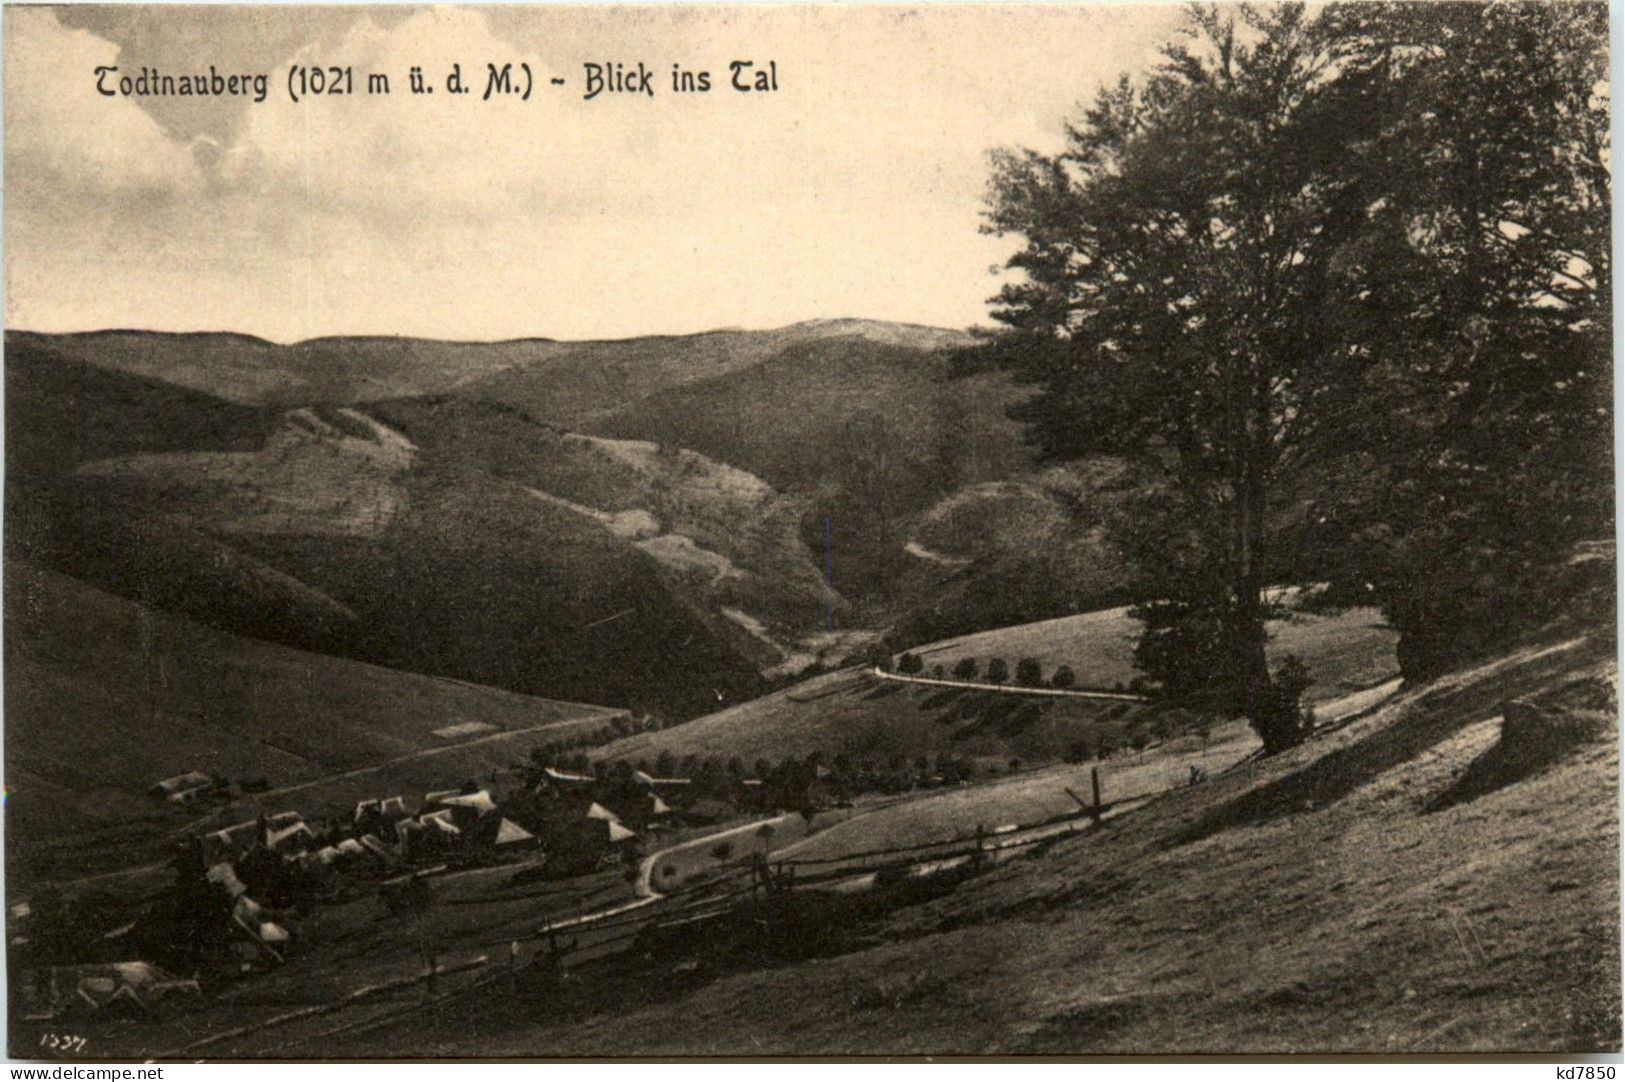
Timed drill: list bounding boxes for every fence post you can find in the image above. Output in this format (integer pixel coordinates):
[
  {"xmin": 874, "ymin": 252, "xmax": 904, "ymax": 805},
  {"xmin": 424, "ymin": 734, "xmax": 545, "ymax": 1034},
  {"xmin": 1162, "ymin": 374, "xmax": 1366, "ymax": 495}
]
[{"xmin": 1091, "ymin": 767, "xmax": 1102, "ymax": 826}]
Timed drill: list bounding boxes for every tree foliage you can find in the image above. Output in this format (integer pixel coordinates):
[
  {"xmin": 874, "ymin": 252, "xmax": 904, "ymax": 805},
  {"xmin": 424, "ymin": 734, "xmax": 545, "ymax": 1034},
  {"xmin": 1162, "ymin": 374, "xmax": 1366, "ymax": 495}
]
[
  {"xmin": 1302, "ymin": 1, "xmax": 1613, "ymax": 677},
  {"xmin": 981, "ymin": 2, "xmax": 1610, "ymax": 749}
]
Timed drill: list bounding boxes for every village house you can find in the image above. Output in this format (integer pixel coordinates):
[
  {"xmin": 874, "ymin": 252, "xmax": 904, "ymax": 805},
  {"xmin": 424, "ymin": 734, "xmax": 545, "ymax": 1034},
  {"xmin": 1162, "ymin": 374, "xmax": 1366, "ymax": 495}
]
[
  {"xmin": 20, "ymin": 962, "xmax": 200, "ymax": 1021},
  {"xmin": 148, "ymin": 771, "xmax": 216, "ymax": 803},
  {"xmin": 515, "ymin": 796, "xmax": 639, "ymax": 876}
]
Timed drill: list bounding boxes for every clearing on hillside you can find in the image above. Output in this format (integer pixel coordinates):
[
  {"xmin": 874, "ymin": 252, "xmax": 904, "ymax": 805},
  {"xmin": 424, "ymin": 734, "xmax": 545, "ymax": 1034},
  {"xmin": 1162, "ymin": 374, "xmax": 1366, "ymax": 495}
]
[
  {"xmin": 598, "ymin": 600, "xmax": 1398, "ymax": 767},
  {"xmin": 4, "ymin": 563, "xmax": 624, "ymax": 887}
]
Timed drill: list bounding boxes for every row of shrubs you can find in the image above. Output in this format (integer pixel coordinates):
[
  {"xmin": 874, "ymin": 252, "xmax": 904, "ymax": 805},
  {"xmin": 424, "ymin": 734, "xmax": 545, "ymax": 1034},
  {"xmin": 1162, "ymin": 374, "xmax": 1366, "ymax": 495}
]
[
  {"xmin": 886, "ymin": 652, "xmax": 1081, "ymax": 690},
  {"xmin": 525, "ymin": 711, "xmax": 670, "ymax": 766}
]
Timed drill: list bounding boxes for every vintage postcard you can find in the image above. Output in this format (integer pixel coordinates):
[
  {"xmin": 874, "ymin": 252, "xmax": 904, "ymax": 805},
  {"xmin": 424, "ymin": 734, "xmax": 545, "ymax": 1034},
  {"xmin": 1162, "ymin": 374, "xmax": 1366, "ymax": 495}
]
[{"xmin": 2, "ymin": 0, "xmax": 1617, "ymax": 1061}]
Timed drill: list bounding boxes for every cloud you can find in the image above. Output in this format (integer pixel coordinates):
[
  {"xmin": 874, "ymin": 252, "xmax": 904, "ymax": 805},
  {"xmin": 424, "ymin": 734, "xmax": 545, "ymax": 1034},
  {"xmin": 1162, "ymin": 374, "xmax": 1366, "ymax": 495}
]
[
  {"xmin": 221, "ymin": 7, "xmax": 557, "ymax": 217},
  {"xmin": 5, "ymin": 5, "xmax": 1181, "ymax": 342},
  {"xmin": 3, "ymin": 8, "xmax": 207, "ymax": 201},
  {"xmin": 50, "ymin": 5, "xmax": 401, "ymax": 150}
]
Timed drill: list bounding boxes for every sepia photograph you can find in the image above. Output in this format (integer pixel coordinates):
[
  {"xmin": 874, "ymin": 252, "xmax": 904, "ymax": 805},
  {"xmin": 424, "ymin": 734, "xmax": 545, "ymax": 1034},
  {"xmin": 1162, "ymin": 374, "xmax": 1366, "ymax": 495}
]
[{"xmin": 1, "ymin": 0, "xmax": 1618, "ymax": 1061}]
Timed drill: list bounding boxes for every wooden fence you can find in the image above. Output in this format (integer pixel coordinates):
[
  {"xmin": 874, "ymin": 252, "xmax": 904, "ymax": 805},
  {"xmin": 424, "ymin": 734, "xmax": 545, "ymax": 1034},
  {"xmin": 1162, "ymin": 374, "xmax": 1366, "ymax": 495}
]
[{"xmin": 165, "ymin": 767, "xmax": 1183, "ymax": 1056}]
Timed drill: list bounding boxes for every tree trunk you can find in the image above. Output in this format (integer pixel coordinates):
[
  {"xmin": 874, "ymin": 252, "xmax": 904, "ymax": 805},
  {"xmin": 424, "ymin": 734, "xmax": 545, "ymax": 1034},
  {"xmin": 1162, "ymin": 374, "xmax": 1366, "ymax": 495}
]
[
  {"xmin": 1234, "ymin": 449, "xmax": 1278, "ymax": 750},
  {"xmin": 1236, "ymin": 355, "xmax": 1301, "ymax": 755}
]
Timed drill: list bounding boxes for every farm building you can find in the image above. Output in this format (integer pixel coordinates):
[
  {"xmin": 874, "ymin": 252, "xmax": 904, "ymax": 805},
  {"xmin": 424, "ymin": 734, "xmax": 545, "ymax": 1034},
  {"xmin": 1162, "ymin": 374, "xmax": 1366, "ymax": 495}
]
[
  {"xmin": 148, "ymin": 772, "xmax": 214, "ymax": 801},
  {"xmin": 200, "ymin": 821, "xmax": 262, "ymax": 865},
  {"xmin": 266, "ymin": 820, "xmax": 315, "ymax": 857},
  {"xmin": 393, "ymin": 792, "xmax": 536, "ymax": 863},
  {"xmin": 354, "ymin": 796, "xmax": 410, "ymax": 827},
  {"xmin": 200, "ymin": 813, "xmax": 312, "ymax": 864},
  {"xmin": 616, "ymin": 791, "xmax": 676, "ymax": 829},
  {"xmin": 206, "ymin": 861, "xmax": 249, "ymax": 898},
  {"xmin": 526, "ymin": 802, "xmax": 640, "ymax": 876},
  {"xmin": 632, "ymin": 769, "xmax": 692, "ymax": 791},
  {"xmin": 19, "ymin": 963, "xmax": 200, "ymax": 1020},
  {"xmin": 584, "ymin": 801, "xmax": 618, "ymax": 822},
  {"xmin": 358, "ymin": 833, "xmax": 398, "ymax": 867},
  {"xmin": 229, "ymin": 899, "xmax": 290, "ymax": 965},
  {"xmin": 539, "ymin": 766, "xmax": 597, "ymax": 792},
  {"xmin": 492, "ymin": 818, "xmax": 537, "ymax": 851},
  {"xmin": 435, "ymin": 790, "xmax": 499, "ymax": 819}
]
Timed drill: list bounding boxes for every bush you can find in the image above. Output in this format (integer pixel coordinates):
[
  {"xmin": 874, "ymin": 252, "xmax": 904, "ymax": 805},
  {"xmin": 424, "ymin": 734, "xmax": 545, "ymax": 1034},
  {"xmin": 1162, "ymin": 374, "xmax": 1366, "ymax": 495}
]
[
  {"xmin": 897, "ymin": 652, "xmax": 924, "ymax": 675},
  {"xmin": 1051, "ymin": 665, "xmax": 1076, "ymax": 689},
  {"xmin": 953, "ymin": 658, "xmax": 978, "ymax": 680},
  {"xmin": 1252, "ymin": 654, "xmax": 1314, "ymax": 752},
  {"xmin": 931, "ymin": 664, "xmax": 946, "ymax": 679},
  {"xmin": 986, "ymin": 658, "xmax": 1010, "ymax": 685},
  {"xmin": 1015, "ymin": 657, "xmax": 1044, "ymax": 687}
]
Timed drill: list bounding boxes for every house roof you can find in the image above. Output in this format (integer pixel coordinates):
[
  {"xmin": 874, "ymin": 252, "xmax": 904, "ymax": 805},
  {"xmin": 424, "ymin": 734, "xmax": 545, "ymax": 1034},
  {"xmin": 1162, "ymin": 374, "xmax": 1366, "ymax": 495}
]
[
  {"xmin": 543, "ymin": 766, "xmax": 596, "ymax": 785},
  {"xmin": 493, "ymin": 818, "xmax": 535, "ymax": 846},
  {"xmin": 356, "ymin": 796, "xmax": 410, "ymax": 818},
  {"xmin": 438, "ymin": 790, "xmax": 497, "ymax": 817},
  {"xmin": 584, "ymin": 802, "xmax": 620, "ymax": 822},
  {"xmin": 358, "ymin": 834, "xmax": 393, "ymax": 858},
  {"xmin": 632, "ymin": 770, "xmax": 691, "ymax": 787},
  {"xmin": 421, "ymin": 809, "xmax": 462, "ymax": 835},
  {"xmin": 206, "ymin": 862, "xmax": 247, "ymax": 898},
  {"xmin": 151, "ymin": 772, "xmax": 212, "ymax": 796},
  {"xmin": 40, "ymin": 963, "xmax": 199, "ymax": 1010},
  {"xmin": 209, "ymin": 821, "xmax": 259, "ymax": 846},
  {"xmin": 267, "ymin": 822, "xmax": 314, "ymax": 852},
  {"xmin": 606, "ymin": 820, "xmax": 638, "ymax": 844},
  {"xmin": 199, "ymin": 829, "xmax": 250, "ymax": 865}
]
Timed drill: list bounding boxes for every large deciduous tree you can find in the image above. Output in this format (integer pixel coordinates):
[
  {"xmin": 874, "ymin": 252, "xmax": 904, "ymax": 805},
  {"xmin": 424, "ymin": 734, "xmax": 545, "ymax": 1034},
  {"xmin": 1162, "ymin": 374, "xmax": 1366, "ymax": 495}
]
[
  {"xmin": 982, "ymin": 1, "xmax": 1611, "ymax": 744},
  {"xmin": 982, "ymin": 4, "xmax": 1361, "ymax": 753},
  {"xmin": 1303, "ymin": 1, "xmax": 1612, "ymax": 679}
]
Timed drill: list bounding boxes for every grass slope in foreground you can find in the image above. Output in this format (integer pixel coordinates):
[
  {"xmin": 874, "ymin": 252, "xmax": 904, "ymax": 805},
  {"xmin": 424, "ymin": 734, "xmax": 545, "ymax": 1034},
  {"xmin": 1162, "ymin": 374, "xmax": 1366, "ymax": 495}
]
[{"xmin": 365, "ymin": 627, "xmax": 1617, "ymax": 1055}]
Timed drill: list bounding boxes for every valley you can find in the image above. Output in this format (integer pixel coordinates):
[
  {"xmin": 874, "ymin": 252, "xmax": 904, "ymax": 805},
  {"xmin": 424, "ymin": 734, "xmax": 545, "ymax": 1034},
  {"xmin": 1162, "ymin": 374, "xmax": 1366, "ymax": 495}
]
[{"xmin": 4, "ymin": 316, "xmax": 1614, "ymax": 1059}]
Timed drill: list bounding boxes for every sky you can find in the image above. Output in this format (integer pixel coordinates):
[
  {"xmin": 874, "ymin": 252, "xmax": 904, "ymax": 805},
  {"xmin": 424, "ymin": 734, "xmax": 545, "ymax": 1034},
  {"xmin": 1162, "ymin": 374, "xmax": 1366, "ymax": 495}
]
[{"xmin": 3, "ymin": 4, "xmax": 1181, "ymax": 342}]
